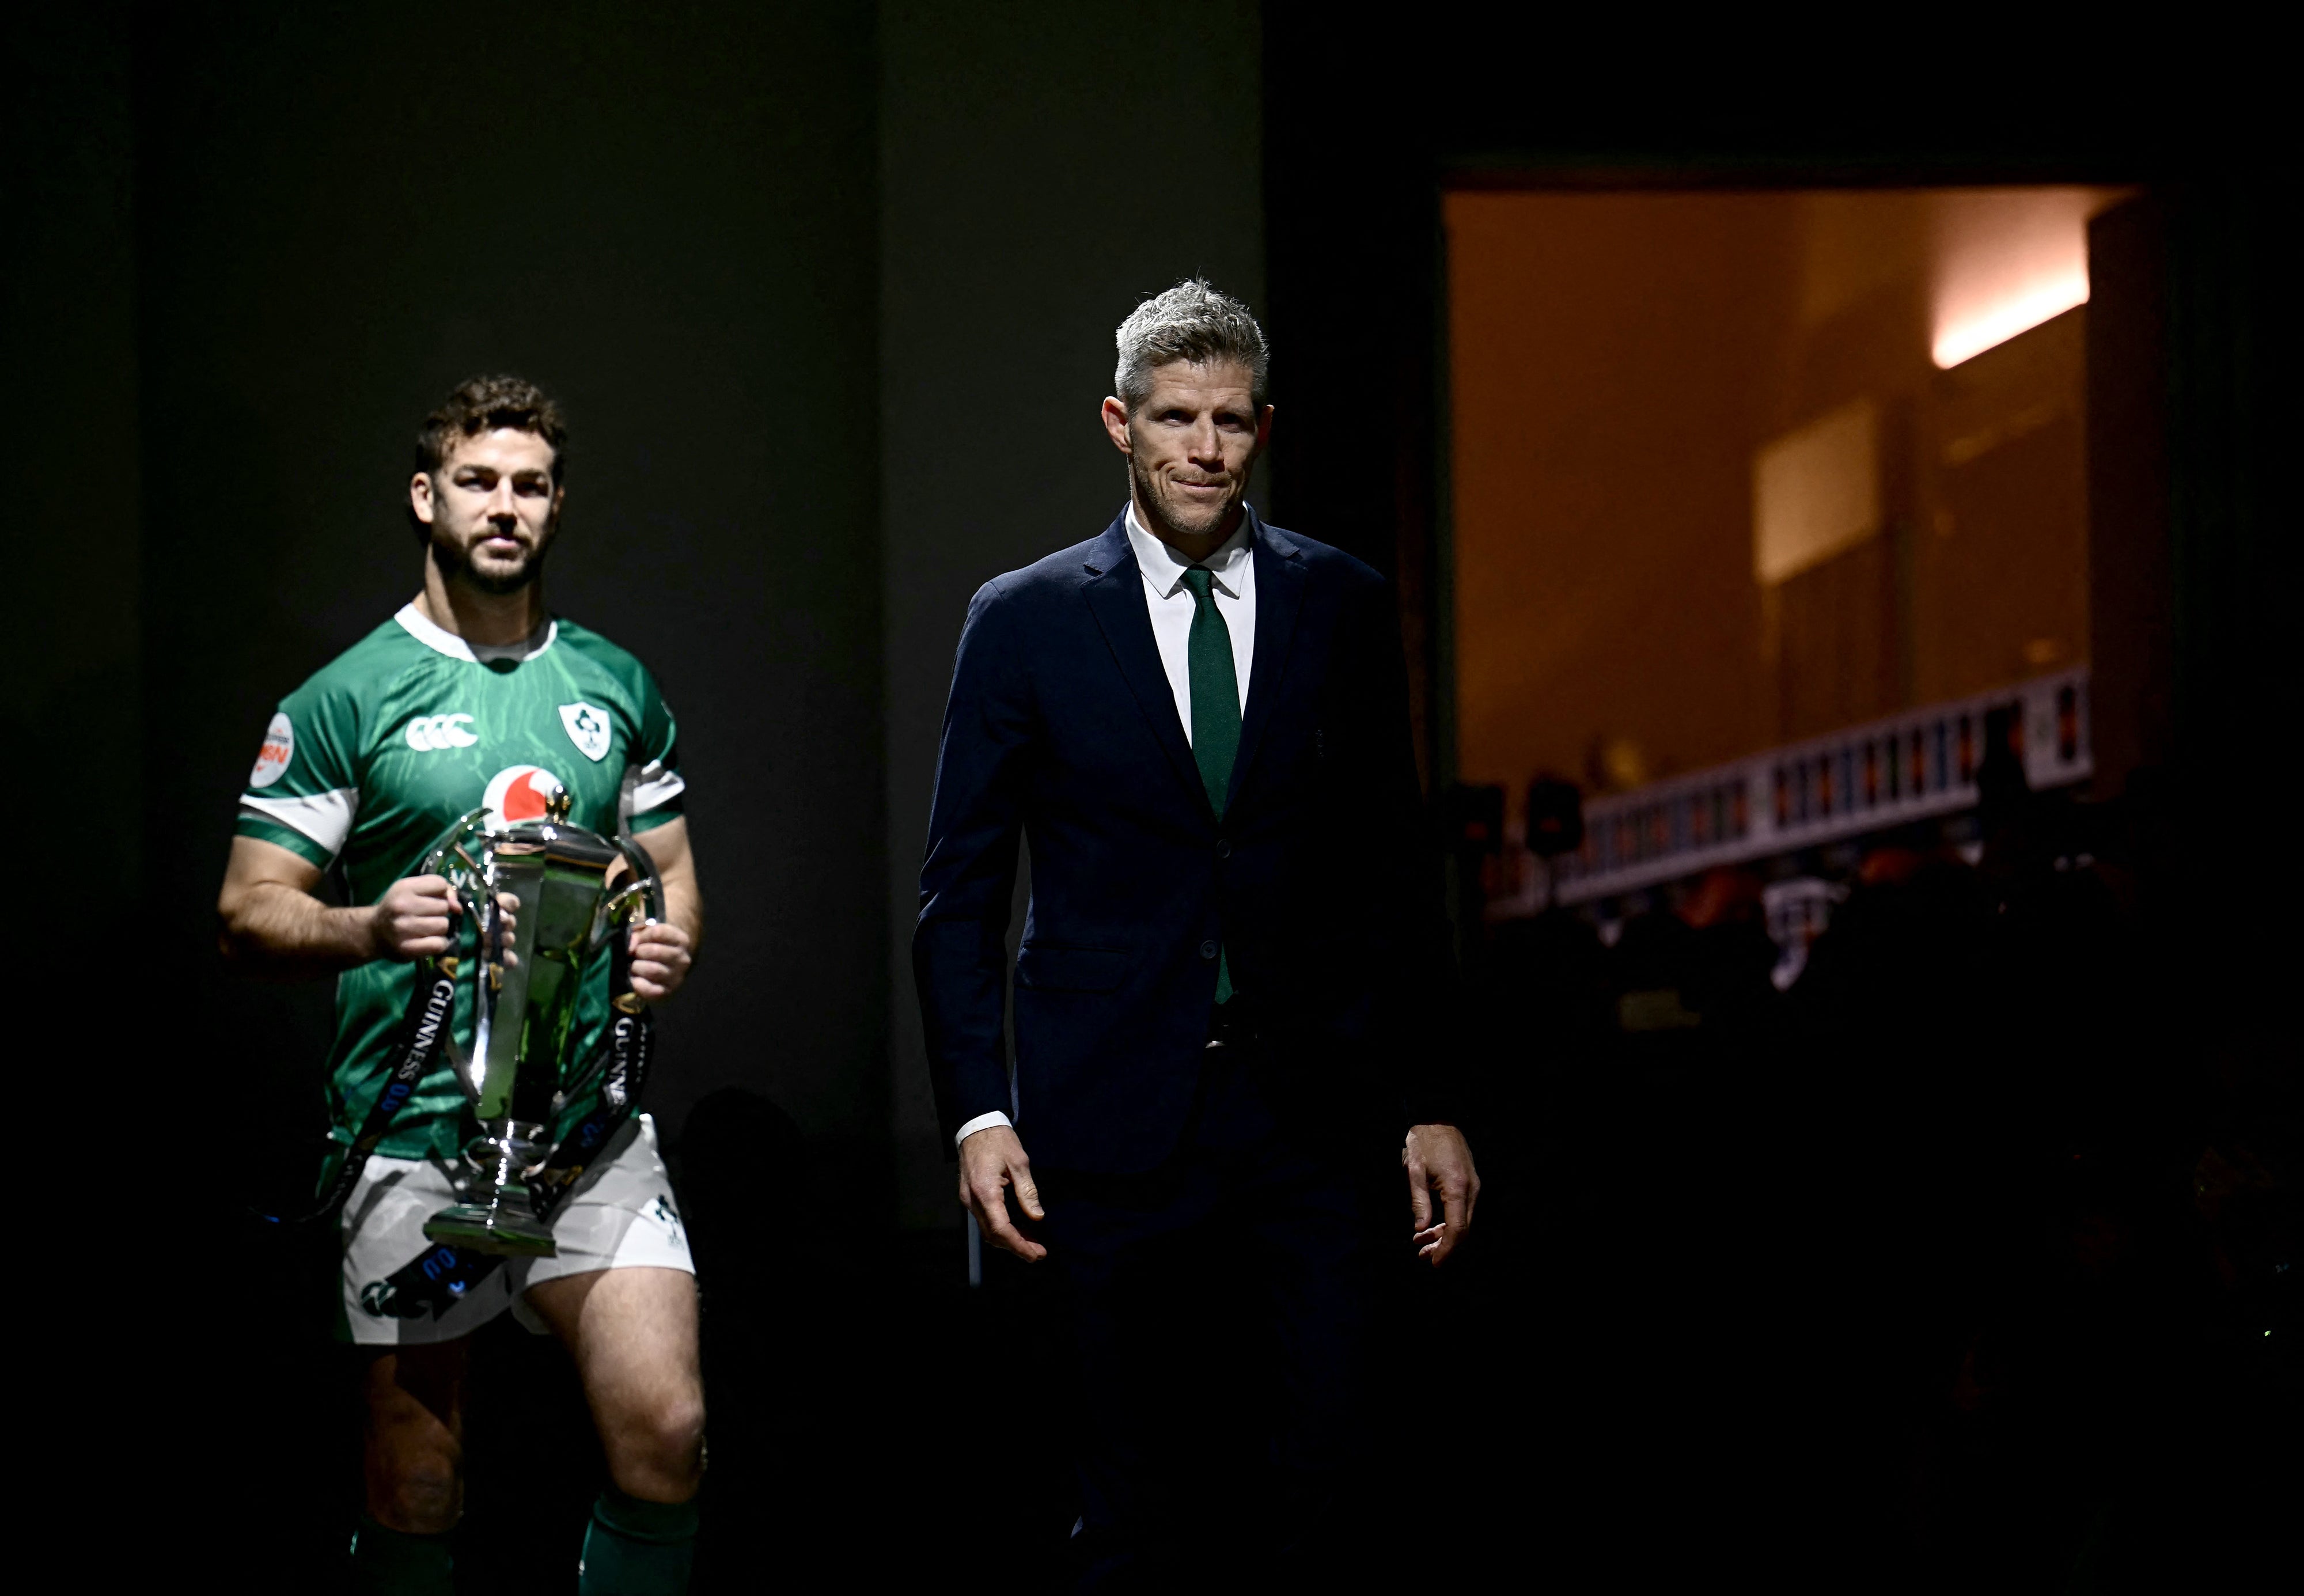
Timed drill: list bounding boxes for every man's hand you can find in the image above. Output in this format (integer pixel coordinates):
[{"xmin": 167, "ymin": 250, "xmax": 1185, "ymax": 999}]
[
  {"xmin": 371, "ymin": 870, "xmax": 465, "ymax": 958},
  {"xmin": 627, "ymin": 920, "xmax": 695, "ymax": 1003},
  {"xmin": 630, "ymin": 818, "xmax": 703, "ymax": 1003},
  {"xmin": 1404, "ymin": 1123, "xmax": 1480, "ymax": 1267},
  {"xmin": 958, "ymin": 1124, "xmax": 1047, "ymax": 1262},
  {"xmin": 367, "ymin": 874, "xmax": 514, "ymax": 963}
]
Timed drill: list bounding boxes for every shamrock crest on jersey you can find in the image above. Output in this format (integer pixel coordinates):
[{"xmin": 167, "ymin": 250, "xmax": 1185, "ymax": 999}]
[{"xmin": 560, "ymin": 700, "xmax": 612, "ymax": 761}]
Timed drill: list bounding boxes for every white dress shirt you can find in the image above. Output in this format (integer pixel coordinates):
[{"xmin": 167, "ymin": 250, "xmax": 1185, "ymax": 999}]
[
  {"xmin": 954, "ymin": 503, "xmax": 1259, "ymax": 1148},
  {"xmin": 1122, "ymin": 500, "xmax": 1256, "ymax": 740}
]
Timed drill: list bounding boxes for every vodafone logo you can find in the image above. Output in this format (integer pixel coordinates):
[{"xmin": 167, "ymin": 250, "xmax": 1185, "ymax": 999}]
[
  {"xmin": 483, "ymin": 764, "xmax": 566, "ymax": 828},
  {"xmin": 406, "ymin": 712, "xmax": 478, "ymax": 752},
  {"xmin": 249, "ymin": 712, "xmax": 294, "ymax": 788}
]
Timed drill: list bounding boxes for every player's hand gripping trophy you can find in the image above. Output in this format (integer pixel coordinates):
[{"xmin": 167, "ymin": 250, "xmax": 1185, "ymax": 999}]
[{"xmin": 411, "ymin": 789, "xmax": 664, "ymax": 1256}]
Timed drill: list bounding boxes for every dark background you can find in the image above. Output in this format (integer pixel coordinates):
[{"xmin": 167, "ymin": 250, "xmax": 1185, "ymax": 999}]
[{"xmin": 8, "ymin": 5, "xmax": 2281, "ymax": 1590}]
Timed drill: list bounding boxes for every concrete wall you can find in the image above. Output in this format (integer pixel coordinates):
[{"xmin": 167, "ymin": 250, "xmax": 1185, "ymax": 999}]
[{"xmin": 878, "ymin": 1, "xmax": 1264, "ymax": 1226}]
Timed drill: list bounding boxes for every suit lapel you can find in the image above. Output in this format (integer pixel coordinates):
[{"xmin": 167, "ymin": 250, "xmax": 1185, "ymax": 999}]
[
  {"xmin": 1227, "ymin": 510, "xmax": 1306, "ymax": 812},
  {"xmin": 1079, "ymin": 514, "xmax": 1210, "ymax": 817}
]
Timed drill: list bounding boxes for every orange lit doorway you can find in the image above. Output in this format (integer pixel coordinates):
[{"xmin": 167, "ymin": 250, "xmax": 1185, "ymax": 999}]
[{"xmin": 1439, "ymin": 185, "xmax": 2135, "ymax": 918}]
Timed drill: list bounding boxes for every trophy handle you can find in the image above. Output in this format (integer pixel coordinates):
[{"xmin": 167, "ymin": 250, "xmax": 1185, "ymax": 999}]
[
  {"xmin": 412, "ymin": 806, "xmax": 492, "ymax": 878},
  {"xmin": 590, "ymin": 836, "xmax": 666, "ymax": 950},
  {"xmin": 385, "ymin": 808, "xmax": 495, "ymax": 1105},
  {"xmin": 408, "ymin": 807, "xmax": 496, "ymax": 966}
]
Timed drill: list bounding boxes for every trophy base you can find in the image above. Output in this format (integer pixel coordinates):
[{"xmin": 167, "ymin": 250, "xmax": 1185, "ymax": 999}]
[
  {"xmin": 426, "ymin": 1121, "xmax": 559, "ymax": 1257},
  {"xmin": 423, "ymin": 1202, "xmax": 560, "ymax": 1257}
]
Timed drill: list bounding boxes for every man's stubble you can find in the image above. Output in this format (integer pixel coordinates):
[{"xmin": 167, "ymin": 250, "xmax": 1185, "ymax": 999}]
[
  {"xmin": 429, "ymin": 524, "xmax": 551, "ymax": 598},
  {"xmin": 1129, "ymin": 447, "xmax": 1243, "ymax": 546}
]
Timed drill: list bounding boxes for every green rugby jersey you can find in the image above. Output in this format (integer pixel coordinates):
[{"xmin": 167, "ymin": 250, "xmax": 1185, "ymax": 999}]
[{"xmin": 237, "ymin": 603, "xmax": 685, "ymax": 1164}]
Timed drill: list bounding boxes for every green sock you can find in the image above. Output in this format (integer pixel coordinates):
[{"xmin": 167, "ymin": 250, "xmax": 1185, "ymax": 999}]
[
  {"xmin": 347, "ymin": 1512, "xmax": 453, "ymax": 1596},
  {"xmin": 579, "ymin": 1487, "xmax": 698, "ymax": 1594}
]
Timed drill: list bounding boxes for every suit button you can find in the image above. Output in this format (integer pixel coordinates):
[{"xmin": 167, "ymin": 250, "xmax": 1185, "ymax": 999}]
[
  {"xmin": 1215, "ymin": 840, "xmax": 1231, "ymax": 859},
  {"xmin": 1199, "ymin": 939, "xmax": 1218, "ymax": 960}
]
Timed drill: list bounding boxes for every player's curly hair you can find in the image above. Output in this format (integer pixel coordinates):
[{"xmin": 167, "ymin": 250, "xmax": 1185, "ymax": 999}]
[{"xmin": 410, "ymin": 374, "xmax": 568, "ymax": 542}]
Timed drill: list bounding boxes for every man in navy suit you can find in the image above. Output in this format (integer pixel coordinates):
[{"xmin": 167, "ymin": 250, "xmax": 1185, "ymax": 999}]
[{"xmin": 915, "ymin": 280, "xmax": 1479, "ymax": 1585}]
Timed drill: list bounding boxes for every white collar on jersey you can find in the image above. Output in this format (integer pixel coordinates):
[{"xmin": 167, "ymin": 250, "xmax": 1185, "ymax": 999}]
[{"xmin": 395, "ymin": 601, "xmax": 558, "ymax": 664}]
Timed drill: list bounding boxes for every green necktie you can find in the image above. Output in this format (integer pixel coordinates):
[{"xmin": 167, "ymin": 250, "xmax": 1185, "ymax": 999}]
[{"xmin": 1182, "ymin": 566, "xmax": 1240, "ymax": 1004}]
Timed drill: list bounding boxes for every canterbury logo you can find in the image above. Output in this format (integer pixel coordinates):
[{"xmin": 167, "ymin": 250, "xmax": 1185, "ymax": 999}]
[{"xmin": 405, "ymin": 713, "xmax": 478, "ymax": 751}]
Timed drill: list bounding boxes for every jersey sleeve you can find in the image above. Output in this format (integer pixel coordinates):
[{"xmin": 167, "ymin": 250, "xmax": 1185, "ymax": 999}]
[
  {"xmin": 234, "ymin": 682, "xmax": 363, "ymax": 870},
  {"xmin": 623, "ymin": 668, "xmax": 685, "ymax": 835}
]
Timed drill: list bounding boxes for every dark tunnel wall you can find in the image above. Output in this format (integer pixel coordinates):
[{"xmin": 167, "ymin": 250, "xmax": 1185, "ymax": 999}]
[
  {"xmin": 9, "ymin": 5, "xmax": 143, "ymax": 928},
  {"xmin": 878, "ymin": 2, "xmax": 1264, "ymax": 1226},
  {"xmin": 129, "ymin": 5, "xmax": 885, "ymax": 1178}
]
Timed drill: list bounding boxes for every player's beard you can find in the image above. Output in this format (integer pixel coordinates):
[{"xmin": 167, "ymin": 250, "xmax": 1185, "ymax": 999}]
[{"xmin": 432, "ymin": 521, "xmax": 551, "ymax": 596}]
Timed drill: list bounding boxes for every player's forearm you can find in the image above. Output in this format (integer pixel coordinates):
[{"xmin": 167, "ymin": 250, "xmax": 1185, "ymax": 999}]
[
  {"xmin": 660, "ymin": 878, "xmax": 703, "ymax": 957},
  {"xmin": 218, "ymin": 881, "xmax": 378, "ymax": 977},
  {"xmin": 636, "ymin": 824, "xmax": 702, "ymax": 956}
]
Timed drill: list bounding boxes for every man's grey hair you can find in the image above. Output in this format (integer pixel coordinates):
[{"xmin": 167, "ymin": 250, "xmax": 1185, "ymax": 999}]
[{"xmin": 1113, "ymin": 279, "xmax": 1270, "ymax": 411}]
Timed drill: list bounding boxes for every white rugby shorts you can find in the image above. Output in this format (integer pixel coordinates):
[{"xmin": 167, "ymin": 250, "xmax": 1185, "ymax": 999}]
[{"xmin": 338, "ymin": 1113, "xmax": 694, "ymax": 1345}]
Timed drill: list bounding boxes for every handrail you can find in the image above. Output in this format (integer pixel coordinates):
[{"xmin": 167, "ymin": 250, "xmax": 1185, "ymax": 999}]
[{"xmin": 1549, "ymin": 666, "xmax": 2091, "ymax": 906}]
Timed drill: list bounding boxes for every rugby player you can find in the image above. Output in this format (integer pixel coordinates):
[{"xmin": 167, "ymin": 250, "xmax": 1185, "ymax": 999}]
[{"xmin": 218, "ymin": 376, "xmax": 706, "ymax": 1594}]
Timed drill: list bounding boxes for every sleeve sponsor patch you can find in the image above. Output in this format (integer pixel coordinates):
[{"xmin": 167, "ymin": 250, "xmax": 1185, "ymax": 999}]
[{"xmin": 249, "ymin": 712, "xmax": 294, "ymax": 788}]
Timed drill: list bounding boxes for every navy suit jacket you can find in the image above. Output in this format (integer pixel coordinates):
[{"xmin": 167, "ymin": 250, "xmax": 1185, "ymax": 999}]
[{"xmin": 913, "ymin": 507, "xmax": 1456, "ymax": 1174}]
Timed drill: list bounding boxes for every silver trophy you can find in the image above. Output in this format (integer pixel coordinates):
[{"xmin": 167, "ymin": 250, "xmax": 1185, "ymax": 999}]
[{"xmin": 408, "ymin": 790, "xmax": 664, "ymax": 1257}]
